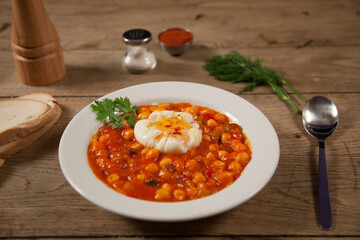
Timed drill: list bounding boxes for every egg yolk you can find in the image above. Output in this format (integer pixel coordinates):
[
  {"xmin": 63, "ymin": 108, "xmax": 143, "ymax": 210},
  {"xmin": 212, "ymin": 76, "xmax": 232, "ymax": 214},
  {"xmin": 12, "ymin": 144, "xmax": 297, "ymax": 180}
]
[{"xmin": 154, "ymin": 117, "xmax": 192, "ymax": 132}]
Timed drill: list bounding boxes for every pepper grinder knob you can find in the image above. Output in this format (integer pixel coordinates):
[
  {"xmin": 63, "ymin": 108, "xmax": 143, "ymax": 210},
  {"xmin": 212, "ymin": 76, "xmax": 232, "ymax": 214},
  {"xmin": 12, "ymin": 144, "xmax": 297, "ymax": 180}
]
[{"xmin": 11, "ymin": 0, "xmax": 66, "ymax": 86}]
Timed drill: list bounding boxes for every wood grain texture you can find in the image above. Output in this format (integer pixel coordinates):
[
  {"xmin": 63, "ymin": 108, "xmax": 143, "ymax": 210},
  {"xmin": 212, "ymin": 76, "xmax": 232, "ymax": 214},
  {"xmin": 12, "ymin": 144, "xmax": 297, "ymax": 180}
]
[
  {"xmin": 0, "ymin": 46, "xmax": 359, "ymax": 97},
  {"xmin": 0, "ymin": 0, "xmax": 359, "ymax": 96},
  {"xmin": 0, "ymin": 95, "xmax": 359, "ymax": 238},
  {"xmin": 0, "ymin": 0, "xmax": 359, "ymax": 238}
]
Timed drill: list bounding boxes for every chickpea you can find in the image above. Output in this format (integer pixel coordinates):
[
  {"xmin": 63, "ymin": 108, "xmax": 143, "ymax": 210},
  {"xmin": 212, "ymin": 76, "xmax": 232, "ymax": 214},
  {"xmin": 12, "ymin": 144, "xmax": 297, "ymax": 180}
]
[
  {"xmin": 229, "ymin": 128, "xmax": 243, "ymax": 140},
  {"xmin": 186, "ymin": 148, "xmax": 196, "ymax": 158},
  {"xmin": 213, "ymin": 160, "xmax": 225, "ymax": 170},
  {"xmin": 138, "ymin": 107, "xmax": 150, "ymax": 114},
  {"xmin": 235, "ymin": 152, "xmax": 250, "ymax": 165},
  {"xmin": 92, "ymin": 141, "xmax": 105, "ymax": 152},
  {"xmin": 146, "ymin": 149, "xmax": 160, "ymax": 161},
  {"xmin": 202, "ymin": 134, "xmax": 211, "ymax": 142},
  {"xmin": 138, "ymin": 112, "xmax": 150, "ymax": 120},
  {"xmin": 96, "ymin": 158, "xmax": 106, "ymax": 168},
  {"xmin": 185, "ymin": 159, "xmax": 199, "ymax": 171},
  {"xmin": 221, "ymin": 133, "xmax": 231, "ymax": 143},
  {"xmin": 145, "ymin": 163, "xmax": 159, "ymax": 173},
  {"xmin": 197, "ymin": 182, "xmax": 207, "ymax": 189},
  {"xmin": 155, "ymin": 188, "xmax": 171, "ymax": 201},
  {"xmin": 183, "ymin": 170, "xmax": 193, "ymax": 178},
  {"xmin": 198, "ymin": 188, "xmax": 211, "ymax": 198},
  {"xmin": 136, "ymin": 174, "xmax": 146, "ymax": 181},
  {"xmin": 130, "ymin": 142, "xmax": 143, "ymax": 152},
  {"xmin": 173, "ymin": 159, "xmax": 185, "ymax": 171},
  {"xmin": 192, "ymin": 172, "xmax": 206, "ymax": 183},
  {"xmin": 107, "ymin": 173, "xmax": 119, "ymax": 184},
  {"xmin": 203, "ymin": 127, "xmax": 211, "ymax": 134},
  {"xmin": 96, "ymin": 149, "xmax": 108, "ymax": 158},
  {"xmin": 158, "ymin": 169, "xmax": 172, "ymax": 180},
  {"xmin": 216, "ymin": 171, "xmax": 234, "ymax": 185},
  {"xmin": 207, "ymin": 178, "xmax": 216, "ymax": 188},
  {"xmin": 185, "ymin": 186, "xmax": 198, "ymax": 197},
  {"xmin": 214, "ymin": 113, "xmax": 227, "ymax": 123},
  {"xmin": 210, "ymin": 130, "xmax": 222, "ymax": 142},
  {"xmin": 206, "ymin": 152, "xmax": 216, "ymax": 161},
  {"xmin": 218, "ymin": 150, "xmax": 228, "ymax": 159},
  {"xmin": 141, "ymin": 148, "xmax": 150, "ymax": 156},
  {"xmin": 122, "ymin": 182, "xmax": 133, "ymax": 191},
  {"xmin": 206, "ymin": 119, "xmax": 218, "ymax": 129},
  {"xmin": 159, "ymin": 157, "xmax": 172, "ymax": 168},
  {"xmin": 209, "ymin": 143, "xmax": 219, "ymax": 153},
  {"xmin": 110, "ymin": 152, "xmax": 128, "ymax": 164},
  {"xmin": 228, "ymin": 161, "xmax": 242, "ymax": 172},
  {"xmin": 200, "ymin": 108, "xmax": 214, "ymax": 115},
  {"xmin": 123, "ymin": 129, "xmax": 134, "ymax": 140},
  {"xmin": 231, "ymin": 140, "xmax": 248, "ymax": 152},
  {"xmin": 159, "ymin": 103, "xmax": 172, "ymax": 108},
  {"xmin": 161, "ymin": 183, "xmax": 172, "ymax": 192},
  {"xmin": 184, "ymin": 106, "xmax": 199, "ymax": 116},
  {"xmin": 99, "ymin": 134, "xmax": 110, "ymax": 143},
  {"xmin": 173, "ymin": 189, "xmax": 186, "ymax": 201}
]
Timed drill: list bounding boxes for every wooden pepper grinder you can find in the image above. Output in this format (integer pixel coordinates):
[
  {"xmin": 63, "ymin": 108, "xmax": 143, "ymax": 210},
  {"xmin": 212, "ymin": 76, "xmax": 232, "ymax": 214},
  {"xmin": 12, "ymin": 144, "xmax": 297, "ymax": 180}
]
[{"xmin": 11, "ymin": 0, "xmax": 66, "ymax": 86}]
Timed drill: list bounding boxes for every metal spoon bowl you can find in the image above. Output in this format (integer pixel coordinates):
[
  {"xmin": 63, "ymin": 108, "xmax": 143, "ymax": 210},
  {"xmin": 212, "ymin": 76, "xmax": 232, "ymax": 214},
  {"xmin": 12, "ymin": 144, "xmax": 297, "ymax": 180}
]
[{"xmin": 302, "ymin": 96, "xmax": 339, "ymax": 229}]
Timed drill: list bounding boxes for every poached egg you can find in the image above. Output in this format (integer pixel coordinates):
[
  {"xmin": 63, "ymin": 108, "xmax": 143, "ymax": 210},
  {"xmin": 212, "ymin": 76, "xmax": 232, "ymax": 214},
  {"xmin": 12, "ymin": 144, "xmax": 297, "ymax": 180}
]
[{"xmin": 134, "ymin": 110, "xmax": 202, "ymax": 154}]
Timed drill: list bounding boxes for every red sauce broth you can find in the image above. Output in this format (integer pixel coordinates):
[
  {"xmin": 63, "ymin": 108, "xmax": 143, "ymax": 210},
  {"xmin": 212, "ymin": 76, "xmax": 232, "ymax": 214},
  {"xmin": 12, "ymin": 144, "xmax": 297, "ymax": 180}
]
[{"xmin": 87, "ymin": 103, "xmax": 252, "ymax": 202}]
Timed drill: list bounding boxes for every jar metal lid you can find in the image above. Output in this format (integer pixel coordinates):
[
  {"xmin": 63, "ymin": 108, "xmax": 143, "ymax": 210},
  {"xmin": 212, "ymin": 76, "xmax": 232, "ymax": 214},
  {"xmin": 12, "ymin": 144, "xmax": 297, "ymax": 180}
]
[{"xmin": 123, "ymin": 29, "xmax": 152, "ymax": 45}]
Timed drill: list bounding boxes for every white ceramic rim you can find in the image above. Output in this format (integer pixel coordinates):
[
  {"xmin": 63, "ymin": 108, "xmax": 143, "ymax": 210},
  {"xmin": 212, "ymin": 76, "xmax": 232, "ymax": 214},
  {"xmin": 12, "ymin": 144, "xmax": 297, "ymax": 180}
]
[{"xmin": 59, "ymin": 81, "xmax": 280, "ymax": 222}]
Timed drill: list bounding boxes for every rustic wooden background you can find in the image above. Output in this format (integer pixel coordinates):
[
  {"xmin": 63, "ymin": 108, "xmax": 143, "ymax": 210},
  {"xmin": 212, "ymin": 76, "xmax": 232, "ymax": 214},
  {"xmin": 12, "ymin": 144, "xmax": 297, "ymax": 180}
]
[{"xmin": 0, "ymin": 0, "xmax": 359, "ymax": 239}]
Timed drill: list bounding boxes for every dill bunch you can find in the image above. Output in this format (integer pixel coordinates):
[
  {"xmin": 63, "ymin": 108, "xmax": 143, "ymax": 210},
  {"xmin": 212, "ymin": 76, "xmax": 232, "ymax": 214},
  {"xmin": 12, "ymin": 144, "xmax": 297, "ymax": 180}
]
[{"xmin": 205, "ymin": 51, "xmax": 306, "ymax": 112}]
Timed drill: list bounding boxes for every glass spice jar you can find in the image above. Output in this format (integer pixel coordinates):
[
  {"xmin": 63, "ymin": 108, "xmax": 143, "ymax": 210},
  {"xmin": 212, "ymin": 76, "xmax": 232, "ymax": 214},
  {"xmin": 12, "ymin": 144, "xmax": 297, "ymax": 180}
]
[{"xmin": 122, "ymin": 29, "xmax": 157, "ymax": 74}]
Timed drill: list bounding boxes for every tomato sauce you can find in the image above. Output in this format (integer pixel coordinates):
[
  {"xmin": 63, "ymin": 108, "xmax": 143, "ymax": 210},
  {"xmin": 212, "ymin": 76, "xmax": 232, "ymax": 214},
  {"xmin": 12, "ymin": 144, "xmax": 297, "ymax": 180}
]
[{"xmin": 87, "ymin": 103, "xmax": 252, "ymax": 202}]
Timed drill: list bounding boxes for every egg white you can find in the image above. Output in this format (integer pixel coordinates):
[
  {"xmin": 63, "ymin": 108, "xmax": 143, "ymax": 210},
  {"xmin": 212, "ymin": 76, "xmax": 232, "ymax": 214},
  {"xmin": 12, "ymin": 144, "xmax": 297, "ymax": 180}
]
[{"xmin": 134, "ymin": 110, "xmax": 202, "ymax": 154}]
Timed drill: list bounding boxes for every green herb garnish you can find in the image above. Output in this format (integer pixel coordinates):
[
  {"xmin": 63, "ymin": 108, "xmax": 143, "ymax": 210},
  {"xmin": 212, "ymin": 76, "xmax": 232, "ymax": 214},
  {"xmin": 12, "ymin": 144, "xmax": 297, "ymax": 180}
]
[
  {"xmin": 90, "ymin": 97, "xmax": 139, "ymax": 129},
  {"xmin": 205, "ymin": 51, "xmax": 306, "ymax": 112}
]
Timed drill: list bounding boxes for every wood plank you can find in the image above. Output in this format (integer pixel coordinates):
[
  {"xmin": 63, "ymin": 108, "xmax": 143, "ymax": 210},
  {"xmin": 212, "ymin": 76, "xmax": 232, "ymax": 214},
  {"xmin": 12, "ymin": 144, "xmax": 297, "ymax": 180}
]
[
  {"xmin": 1, "ymin": 0, "xmax": 359, "ymax": 97},
  {"xmin": 4, "ymin": 238, "xmax": 359, "ymax": 240},
  {"xmin": 0, "ymin": 45, "xmax": 359, "ymax": 97},
  {"xmin": 1, "ymin": 94, "xmax": 359, "ymax": 237},
  {"xmin": 1, "ymin": 0, "xmax": 360, "ymax": 50}
]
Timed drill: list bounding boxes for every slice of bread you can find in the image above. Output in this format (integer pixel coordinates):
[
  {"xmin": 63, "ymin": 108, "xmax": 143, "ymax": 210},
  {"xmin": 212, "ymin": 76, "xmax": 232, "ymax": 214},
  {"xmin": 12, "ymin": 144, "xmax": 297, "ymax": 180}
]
[
  {"xmin": 0, "ymin": 93, "xmax": 61, "ymax": 145},
  {"xmin": 0, "ymin": 118, "xmax": 59, "ymax": 159},
  {"xmin": 0, "ymin": 93, "xmax": 62, "ymax": 159}
]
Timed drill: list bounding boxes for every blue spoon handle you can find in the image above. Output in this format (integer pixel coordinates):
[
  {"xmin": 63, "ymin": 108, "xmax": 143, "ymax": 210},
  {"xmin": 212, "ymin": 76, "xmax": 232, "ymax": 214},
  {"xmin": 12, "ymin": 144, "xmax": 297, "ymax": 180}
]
[{"xmin": 318, "ymin": 141, "xmax": 333, "ymax": 229}]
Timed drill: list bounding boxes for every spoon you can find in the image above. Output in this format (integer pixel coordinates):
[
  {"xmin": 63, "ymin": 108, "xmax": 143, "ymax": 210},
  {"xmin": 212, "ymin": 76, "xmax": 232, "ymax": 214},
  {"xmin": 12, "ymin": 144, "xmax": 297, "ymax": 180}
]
[{"xmin": 302, "ymin": 96, "xmax": 338, "ymax": 229}]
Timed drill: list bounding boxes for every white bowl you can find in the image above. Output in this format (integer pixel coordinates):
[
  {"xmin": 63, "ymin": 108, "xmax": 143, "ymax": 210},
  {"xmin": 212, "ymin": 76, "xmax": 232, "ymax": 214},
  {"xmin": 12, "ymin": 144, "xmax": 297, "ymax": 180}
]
[{"xmin": 59, "ymin": 81, "xmax": 280, "ymax": 222}]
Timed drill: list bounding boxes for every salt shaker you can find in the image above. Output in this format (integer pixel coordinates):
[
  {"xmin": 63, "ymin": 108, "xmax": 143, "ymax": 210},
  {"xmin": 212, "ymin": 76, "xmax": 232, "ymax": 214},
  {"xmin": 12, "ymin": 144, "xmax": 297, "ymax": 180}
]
[{"xmin": 122, "ymin": 29, "xmax": 157, "ymax": 74}]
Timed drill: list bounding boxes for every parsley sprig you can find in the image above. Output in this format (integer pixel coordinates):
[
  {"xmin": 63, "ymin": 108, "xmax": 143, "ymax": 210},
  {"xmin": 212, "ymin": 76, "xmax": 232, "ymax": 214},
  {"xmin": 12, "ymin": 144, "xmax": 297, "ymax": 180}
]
[
  {"xmin": 90, "ymin": 97, "xmax": 139, "ymax": 129},
  {"xmin": 205, "ymin": 51, "xmax": 307, "ymax": 112}
]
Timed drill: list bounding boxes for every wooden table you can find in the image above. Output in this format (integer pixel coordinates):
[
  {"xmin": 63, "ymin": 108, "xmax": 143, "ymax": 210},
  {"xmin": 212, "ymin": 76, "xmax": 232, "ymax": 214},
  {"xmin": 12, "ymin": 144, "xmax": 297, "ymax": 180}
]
[{"xmin": 1, "ymin": 0, "xmax": 359, "ymax": 238}]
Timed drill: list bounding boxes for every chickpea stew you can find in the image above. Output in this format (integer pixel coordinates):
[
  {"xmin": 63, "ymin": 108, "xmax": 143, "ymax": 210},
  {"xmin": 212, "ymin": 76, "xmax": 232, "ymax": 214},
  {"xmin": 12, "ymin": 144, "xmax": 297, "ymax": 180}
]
[{"xmin": 87, "ymin": 102, "xmax": 252, "ymax": 202}]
